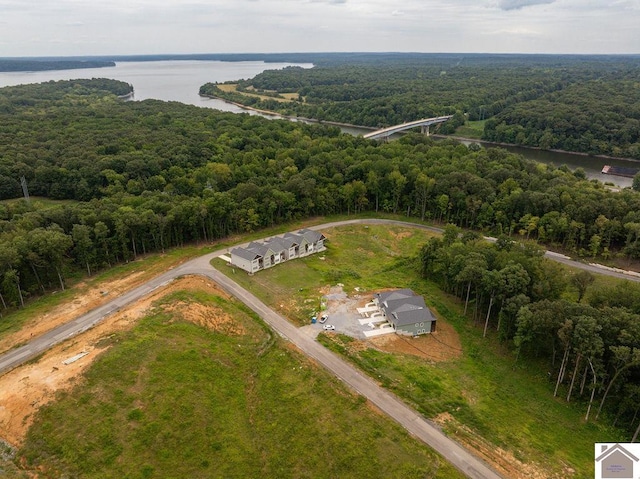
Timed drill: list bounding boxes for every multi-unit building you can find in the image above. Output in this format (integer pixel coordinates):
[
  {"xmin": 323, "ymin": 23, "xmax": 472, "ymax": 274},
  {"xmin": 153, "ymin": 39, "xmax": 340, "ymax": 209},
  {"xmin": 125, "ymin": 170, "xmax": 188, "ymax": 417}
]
[
  {"xmin": 230, "ymin": 228, "xmax": 326, "ymax": 273},
  {"xmin": 374, "ymin": 289, "xmax": 437, "ymax": 336}
]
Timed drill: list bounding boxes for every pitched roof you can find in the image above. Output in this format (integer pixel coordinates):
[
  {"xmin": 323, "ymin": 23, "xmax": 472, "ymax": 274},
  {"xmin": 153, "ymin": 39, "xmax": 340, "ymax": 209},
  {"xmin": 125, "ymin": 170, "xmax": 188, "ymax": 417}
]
[
  {"xmin": 231, "ymin": 247, "xmax": 261, "ymax": 261},
  {"xmin": 298, "ymin": 228, "xmax": 325, "ymax": 243},
  {"xmin": 243, "ymin": 241, "xmax": 275, "ymax": 257},
  {"xmin": 376, "ymin": 289, "xmax": 436, "ymax": 327},
  {"xmin": 284, "ymin": 232, "xmax": 305, "ymax": 244},
  {"xmin": 263, "ymin": 237, "xmax": 287, "ymax": 253},
  {"xmin": 392, "ymin": 309, "xmax": 435, "ymax": 327},
  {"xmin": 376, "ymin": 289, "xmax": 415, "ymax": 303},
  {"xmin": 277, "ymin": 236, "xmax": 298, "ymax": 249},
  {"xmin": 383, "ymin": 295, "xmax": 426, "ymax": 312}
]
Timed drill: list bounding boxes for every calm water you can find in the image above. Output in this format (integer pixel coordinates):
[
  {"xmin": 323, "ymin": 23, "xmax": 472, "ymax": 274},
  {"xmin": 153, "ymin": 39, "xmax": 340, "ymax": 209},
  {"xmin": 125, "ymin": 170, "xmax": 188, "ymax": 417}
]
[
  {"xmin": 0, "ymin": 60, "xmax": 312, "ymax": 114},
  {"xmin": 0, "ymin": 60, "xmax": 636, "ymax": 187},
  {"xmin": 455, "ymin": 140, "xmax": 637, "ymax": 188}
]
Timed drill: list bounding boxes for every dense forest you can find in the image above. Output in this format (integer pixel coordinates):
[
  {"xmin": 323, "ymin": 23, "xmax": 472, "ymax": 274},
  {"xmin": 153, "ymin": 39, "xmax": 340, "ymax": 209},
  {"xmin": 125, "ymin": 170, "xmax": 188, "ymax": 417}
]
[
  {"xmin": 0, "ymin": 59, "xmax": 115, "ymax": 72},
  {"xmin": 419, "ymin": 231, "xmax": 640, "ymax": 439},
  {"xmin": 1, "ymin": 79, "xmax": 640, "ymax": 434},
  {"xmin": 200, "ymin": 54, "xmax": 640, "ymax": 158}
]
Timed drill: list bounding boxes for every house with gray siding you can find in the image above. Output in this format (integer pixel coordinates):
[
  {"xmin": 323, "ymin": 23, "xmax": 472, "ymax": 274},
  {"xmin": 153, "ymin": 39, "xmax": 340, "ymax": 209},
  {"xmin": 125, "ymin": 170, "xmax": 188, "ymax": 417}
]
[
  {"xmin": 230, "ymin": 229, "xmax": 326, "ymax": 273},
  {"xmin": 375, "ymin": 289, "xmax": 436, "ymax": 336},
  {"xmin": 229, "ymin": 247, "xmax": 262, "ymax": 274}
]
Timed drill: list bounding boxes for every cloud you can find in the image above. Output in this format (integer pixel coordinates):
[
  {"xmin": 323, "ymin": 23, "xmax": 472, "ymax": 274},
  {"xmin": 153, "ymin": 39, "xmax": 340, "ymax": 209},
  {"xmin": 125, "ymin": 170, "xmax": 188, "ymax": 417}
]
[
  {"xmin": 486, "ymin": 26, "xmax": 541, "ymax": 36},
  {"xmin": 391, "ymin": 10, "xmax": 405, "ymax": 16},
  {"xmin": 310, "ymin": 0, "xmax": 347, "ymax": 4},
  {"xmin": 497, "ymin": 0, "xmax": 555, "ymax": 10}
]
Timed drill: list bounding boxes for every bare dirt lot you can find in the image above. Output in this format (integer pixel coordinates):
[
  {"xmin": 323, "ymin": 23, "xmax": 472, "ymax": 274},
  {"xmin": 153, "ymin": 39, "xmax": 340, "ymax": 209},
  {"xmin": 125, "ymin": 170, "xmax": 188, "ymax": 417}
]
[
  {"xmin": 0, "ymin": 271, "xmax": 148, "ymax": 356},
  {"xmin": 369, "ymin": 320, "xmax": 462, "ymax": 362},
  {"xmin": 1, "ymin": 272, "xmax": 546, "ymax": 479},
  {"xmin": 0, "ymin": 276, "xmax": 227, "ymax": 447},
  {"xmin": 323, "ymin": 286, "xmax": 463, "ymax": 362}
]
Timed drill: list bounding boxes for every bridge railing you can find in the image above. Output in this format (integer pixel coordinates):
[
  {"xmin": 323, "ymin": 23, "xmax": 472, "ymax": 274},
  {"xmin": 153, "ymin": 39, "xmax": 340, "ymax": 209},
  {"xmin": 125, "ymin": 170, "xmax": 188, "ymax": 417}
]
[{"xmin": 363, "ymin": 115, "xmax": 453, "ymax": 139}]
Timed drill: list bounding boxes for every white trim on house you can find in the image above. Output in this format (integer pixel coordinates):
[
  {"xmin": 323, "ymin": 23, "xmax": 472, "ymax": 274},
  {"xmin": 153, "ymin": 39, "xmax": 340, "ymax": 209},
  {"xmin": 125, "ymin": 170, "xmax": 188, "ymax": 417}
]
[
  {"xmin": 374, "ymin": 289, "xmax": 436, "ymax": 336},
  {"xmin": 230, "ymin": 229, "xmax": 327, "ymax": 273}
]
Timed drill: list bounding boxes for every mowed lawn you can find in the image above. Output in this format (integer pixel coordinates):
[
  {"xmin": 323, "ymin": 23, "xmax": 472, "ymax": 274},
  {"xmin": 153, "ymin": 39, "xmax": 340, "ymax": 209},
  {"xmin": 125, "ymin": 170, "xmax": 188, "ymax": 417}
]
[
  {"xmin": 18, "ymin": 288, "xmax": 462, "ymax": 479},
  {"xmin": 217, "ymin": 224, "xmax": 434, "ymax": 325},
  {"xmin": 217, "ymin": 224, "xmax": 625, "ymax": 478}
]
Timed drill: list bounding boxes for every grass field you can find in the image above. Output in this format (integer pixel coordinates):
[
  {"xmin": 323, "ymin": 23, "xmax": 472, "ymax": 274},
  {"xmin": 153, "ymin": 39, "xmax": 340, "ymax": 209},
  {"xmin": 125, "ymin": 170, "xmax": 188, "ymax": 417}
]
[
  {"xmin": 215, "ymin": 83, "xmax": 295, "ymax": 103},
  {"xmin": 4, "ymin": 215, "xmax": 633, "ymax": 478},
  {"xmin": 17, "ymin": 287, "xmax": 462, "ymax": 478},
  {"xmin": 217, "ymin": 223, "xmax": 625, "ymax": 478},
  {"xmin": 215, "ymin": 224, "xmax": 434, "ymax": 325},
  {"xmin": 455, "ymin": 120, "xmax": 486, "ymax": 139},
  {"xmin": 0, "ymin": 215, "xmax": 351, "ymax": 346},
  {"xmin": 0, "ymin": 244, "xmax": 214, "ymax": 347},
  {"xmin": 0, "ymin": 197, "xmax": 80, "ymax": 208}
]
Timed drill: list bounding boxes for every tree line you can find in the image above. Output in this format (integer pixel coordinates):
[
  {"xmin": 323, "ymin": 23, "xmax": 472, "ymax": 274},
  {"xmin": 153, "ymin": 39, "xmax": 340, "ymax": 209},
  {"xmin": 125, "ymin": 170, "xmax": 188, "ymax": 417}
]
[
  {"xmin": 200, "ymin": 54, "xmax": 640, "ymax": 158},
  {"xmin": 419, "ymin": 230, "xmax": 640, "ymax": 439},
  {"xmin": 5, "ymin": 79, "xmax": 640, "ymax": 306},
  {"xmin": 0, "ymin": 59, "xmax": 115, "ymax": 73},
  {"xmin": 3, "ymin": 77, "xmax": 640, "ymax": 435}
]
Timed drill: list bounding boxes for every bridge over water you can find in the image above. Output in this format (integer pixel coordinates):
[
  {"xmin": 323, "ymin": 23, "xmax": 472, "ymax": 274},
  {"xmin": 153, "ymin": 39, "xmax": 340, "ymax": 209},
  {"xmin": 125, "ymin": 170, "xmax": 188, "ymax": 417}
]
[{"xmin": 363, "ymin": 115, "xmax": 454, "ymax": 140}]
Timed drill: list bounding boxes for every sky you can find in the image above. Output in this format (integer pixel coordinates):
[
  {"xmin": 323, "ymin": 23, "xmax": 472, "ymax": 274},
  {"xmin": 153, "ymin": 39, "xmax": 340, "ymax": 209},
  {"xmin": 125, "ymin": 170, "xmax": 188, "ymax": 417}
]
[{"xmin": 0, "ymin": 0, "xmax": 639, "ymax": 57}]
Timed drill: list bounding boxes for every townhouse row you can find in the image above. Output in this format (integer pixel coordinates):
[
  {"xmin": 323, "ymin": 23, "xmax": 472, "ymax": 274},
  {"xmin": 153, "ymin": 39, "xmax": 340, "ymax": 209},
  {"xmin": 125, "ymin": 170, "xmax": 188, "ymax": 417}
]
[{"xmin": 230, "ymin": 228, "xmax": 326, "ymax": 274}]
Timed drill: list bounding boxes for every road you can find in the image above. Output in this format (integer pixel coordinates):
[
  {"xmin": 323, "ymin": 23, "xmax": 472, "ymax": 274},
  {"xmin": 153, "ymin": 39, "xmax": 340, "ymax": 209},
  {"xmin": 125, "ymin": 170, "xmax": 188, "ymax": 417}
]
[{"xmin": 3, "ymin": 218, "xmax": 639, "ymax": 478}]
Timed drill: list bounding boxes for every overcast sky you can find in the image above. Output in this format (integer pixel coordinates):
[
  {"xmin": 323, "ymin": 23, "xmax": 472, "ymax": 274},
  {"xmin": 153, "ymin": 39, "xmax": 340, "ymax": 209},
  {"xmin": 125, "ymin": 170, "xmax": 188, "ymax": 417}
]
[{"xmin": 1, "ymin": 0, "xmax": 638, "ymax": 57}]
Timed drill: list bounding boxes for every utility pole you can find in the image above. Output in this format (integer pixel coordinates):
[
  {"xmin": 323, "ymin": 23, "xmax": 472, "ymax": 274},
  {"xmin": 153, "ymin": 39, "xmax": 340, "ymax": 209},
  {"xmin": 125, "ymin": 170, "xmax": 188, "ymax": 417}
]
[{"xmin": 20, "ymin": 176, "xmax": 30, "ymax": 203}]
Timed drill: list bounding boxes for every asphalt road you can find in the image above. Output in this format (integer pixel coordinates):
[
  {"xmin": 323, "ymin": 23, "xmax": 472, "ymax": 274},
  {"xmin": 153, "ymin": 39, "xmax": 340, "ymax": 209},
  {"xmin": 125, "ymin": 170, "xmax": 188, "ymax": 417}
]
[{"xmin": 3, "ymin": 218, "xmax": 639, "ymax": 478}]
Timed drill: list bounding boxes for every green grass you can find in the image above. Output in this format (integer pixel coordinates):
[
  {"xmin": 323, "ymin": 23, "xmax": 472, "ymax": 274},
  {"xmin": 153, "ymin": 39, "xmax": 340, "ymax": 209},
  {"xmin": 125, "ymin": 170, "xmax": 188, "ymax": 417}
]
[
  {"xmin": 0, "ymin": 245, "xmax": 214, "ymax": 350},
  {"xmin": 0, "ymin": 212, "xmax": 405, "ymax": 348},
  {"xmin": 0, "ymin": 213, "xmax": 349, "ymax": 347},
  {"xmin": 215, "ymin": 224, "xmax": 436, "ymax": 324},
  {"xmin": 18, "ymin": 289, "xmax": 461, "ymax": 479},
  {"xmin": 0, "ymin": 196, "xmax": 80, "ymax": 208},
  {"xmin": 455, "ymin": 120, "xmax": 485, "ymax": 139},
  {"xmin": 220, "ymin": 223, "xmax": 625, "ymax": 478}
]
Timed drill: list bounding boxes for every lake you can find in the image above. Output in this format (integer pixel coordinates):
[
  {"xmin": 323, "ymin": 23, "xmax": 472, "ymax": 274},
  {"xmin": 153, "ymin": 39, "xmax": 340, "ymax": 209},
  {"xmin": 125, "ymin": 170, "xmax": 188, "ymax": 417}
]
[
  {"xmin": 0, "ymin": 60, "xmax": 313, "ymax": 114},
  {"xmin": 0, "ymin": 60, "xmax": 635, "ymax": 187}
]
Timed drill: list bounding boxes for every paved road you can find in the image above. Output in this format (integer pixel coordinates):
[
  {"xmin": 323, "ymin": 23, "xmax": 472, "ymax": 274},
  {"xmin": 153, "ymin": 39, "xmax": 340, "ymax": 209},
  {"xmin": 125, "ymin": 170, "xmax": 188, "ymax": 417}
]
[{"xmin": 3, "ymin": 218, "xmax": 639, "ymax": 477}]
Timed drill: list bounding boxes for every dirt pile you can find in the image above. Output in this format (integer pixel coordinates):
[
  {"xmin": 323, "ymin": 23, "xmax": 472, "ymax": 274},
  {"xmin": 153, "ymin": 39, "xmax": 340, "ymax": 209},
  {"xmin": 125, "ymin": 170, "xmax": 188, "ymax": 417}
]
[{"xmin": 0, "ymin": 276, "xmax": 228, "ymax": 447}]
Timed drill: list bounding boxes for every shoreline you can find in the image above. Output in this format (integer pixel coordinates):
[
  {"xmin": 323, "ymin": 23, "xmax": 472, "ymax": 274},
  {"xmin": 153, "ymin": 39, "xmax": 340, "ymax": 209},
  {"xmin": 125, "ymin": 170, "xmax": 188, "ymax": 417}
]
[
  {"xmin": 199, "ymin": 93, "xmax": 640, "ymax": 165},
  {"xmin": 438, "ymin": 135, "xmax": 640, "ymax": 165},
  {"xmin": 199, "ymin": 93, "xmax": 377, "ymax": 131}
]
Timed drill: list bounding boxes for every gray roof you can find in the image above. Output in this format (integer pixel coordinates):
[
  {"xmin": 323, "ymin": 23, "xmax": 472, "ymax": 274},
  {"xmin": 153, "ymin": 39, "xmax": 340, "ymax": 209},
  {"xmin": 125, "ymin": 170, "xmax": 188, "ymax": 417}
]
[
  {"xmin": 263, "ymin": 237, "xmax": 287, "ymax": 253},
  {"xmin": 376, "ymin": 289, "xmax": 415, "ymax": 303},
  {"xmin": 231, "ymin": 247, "xmax": 261, "ymax": 261},
  {"xmin": 298, "ymin": 228, "xmax": 325, "ymax": 243},
  {"xmin": 392, "ymin": 308, "xmax": 436, "ymax": 327},
  {"xmin": 383, "ymin": 296, "xmax": 426, "ymax": 313},
  {"xmin": 248, "ymin": 243, "xmax": 275, "ymax": 257},
  {"xmin": 277, "ymin": 236, "xmax": 298, "ymax": 248},
  {"xmin": 376, "ymin": 289, "xmax": 436, "ymax": 328},
  {"xmin": 284, "ymin": 232, "xmax": 305, "ymax": 244}
]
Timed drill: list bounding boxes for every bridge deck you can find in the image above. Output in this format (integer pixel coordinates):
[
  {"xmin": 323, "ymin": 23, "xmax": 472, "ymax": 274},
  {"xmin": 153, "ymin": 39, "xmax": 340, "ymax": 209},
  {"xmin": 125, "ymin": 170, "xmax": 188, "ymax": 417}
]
[{"xmin": 363, "ymin": 115, "xmax": 453, "ymax": 139}]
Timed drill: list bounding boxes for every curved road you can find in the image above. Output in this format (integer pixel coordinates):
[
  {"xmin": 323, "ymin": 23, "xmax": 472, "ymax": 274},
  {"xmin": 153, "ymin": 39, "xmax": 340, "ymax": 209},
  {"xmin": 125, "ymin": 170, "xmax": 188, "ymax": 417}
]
[{"xmin": 2, "ymin": 219, "xmax": 638, "ymax": 478}]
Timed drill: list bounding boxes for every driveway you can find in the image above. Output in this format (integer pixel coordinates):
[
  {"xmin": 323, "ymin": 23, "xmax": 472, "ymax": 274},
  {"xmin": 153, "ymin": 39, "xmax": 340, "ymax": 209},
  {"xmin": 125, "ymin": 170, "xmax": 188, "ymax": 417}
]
[{"xmin": 307, "ymin": 285, "xmax": 375, "ymax": 339}]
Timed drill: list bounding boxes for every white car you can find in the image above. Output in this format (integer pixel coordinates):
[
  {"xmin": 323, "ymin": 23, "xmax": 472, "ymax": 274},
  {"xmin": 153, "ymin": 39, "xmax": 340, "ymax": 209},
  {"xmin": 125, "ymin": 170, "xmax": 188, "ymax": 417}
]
[
  {"xmin": 319, "ymin": 314, "xmax": 328, "ymax": 324},
  {"xmin": 322, "ymin": 324, "xmax": 335, "ymax": 331}
]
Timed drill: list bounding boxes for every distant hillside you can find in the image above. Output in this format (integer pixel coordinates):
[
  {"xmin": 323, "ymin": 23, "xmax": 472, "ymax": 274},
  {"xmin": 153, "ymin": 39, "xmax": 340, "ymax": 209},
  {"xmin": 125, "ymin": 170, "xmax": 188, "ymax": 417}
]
[{"xmin": 0, "ymin": 59, "xmax": 115, "ymax": 72}]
